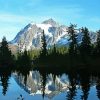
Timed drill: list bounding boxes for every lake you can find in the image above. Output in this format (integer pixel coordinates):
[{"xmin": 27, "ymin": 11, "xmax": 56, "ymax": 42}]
[{"xmin": 0, "ymin": 67, "xmax": 100, "ymax": 100}]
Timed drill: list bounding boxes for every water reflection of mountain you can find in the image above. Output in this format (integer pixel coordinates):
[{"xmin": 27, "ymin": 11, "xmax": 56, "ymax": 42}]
[
  {"xmin": 13, "ymin": 70, "xmax": 100, "ymax": 100},
  {"xmin": 13, "ymin": 71, "xmax": 69, "ymax": 99}
]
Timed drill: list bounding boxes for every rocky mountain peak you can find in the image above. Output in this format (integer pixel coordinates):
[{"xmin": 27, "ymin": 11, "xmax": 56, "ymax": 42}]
[
  {"xmin": 10, "ymin": 19, "xmax": 96, "ymax": 52},
  {"xmin": 42, "ymin": 18, "xmax": 59, "ymax": 27}
]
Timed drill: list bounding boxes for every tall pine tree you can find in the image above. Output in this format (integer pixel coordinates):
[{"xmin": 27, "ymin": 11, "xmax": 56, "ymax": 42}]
[
  {"xmin": 95, "ymin": 30, "xmax": 100, "ymax": 56},
  {"xmin": 40, "ymin": 30, "xmax": 47, "ymax": 58},
  {"xmin": 68, "ymin": 24, "xmax": 78, "ymax": 56},
  {"xmin": 80, "ymin": 27, "xmax": 91, "ymax": 56},
  {"xmin": 0, "ymin": 37, "xmax": 13, "ymax": 66}
]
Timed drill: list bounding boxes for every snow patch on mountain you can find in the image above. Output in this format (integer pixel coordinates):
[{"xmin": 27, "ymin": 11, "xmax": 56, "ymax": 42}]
[
  {"xmin": 36, "ymin": 24, "xmax": 53, "ymax": 37},
  {"xmin": 11, "ymin": 19, "xmax": 97, "ymax": 51}
]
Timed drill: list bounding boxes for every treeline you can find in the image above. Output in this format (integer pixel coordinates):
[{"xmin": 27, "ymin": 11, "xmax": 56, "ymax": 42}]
[
  {"xmin": 35, "ymin": 24, "xmax": 100, "ymax": 68},
  {"xmin": 0, "ymin": 24, "xmax": 100, "ymax": 69},
  {"xmin": 0, "ymin": 37, "xmax": 32, "ymax": 69}
]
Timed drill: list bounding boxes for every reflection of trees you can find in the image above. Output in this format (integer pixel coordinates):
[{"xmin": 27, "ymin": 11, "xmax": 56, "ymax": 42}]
[
  {"xmin": 1, "ymin": 75, "xmax": 9, "ymax": 95},
  {"xmin": 40, "ymin": 71, "xmax": 47, "ymax": 99},
  {"xmin": 66, "ymin": 72, "xmax": 77, "ymax": 100},
  {"xmin": 1, "ymin": 65, "xmax": 100, "ymax": 100},
  {"xmin": 0, "ymin": 68, "xmax": 12, "ymax": 95},
  {"xmin": 16, "ymin": 66, "xmax": 32, "ymax": 85},
  {"xmin": 38, "ymin": 71, "xmax": 68, "ymax": 99},
  {"xmin": 96, "ymin": 74, "xmax": 100, "ymax": 100},
  {"xmin": 80, "ymin": 71, "xmax": 90, "ymax": 100}
]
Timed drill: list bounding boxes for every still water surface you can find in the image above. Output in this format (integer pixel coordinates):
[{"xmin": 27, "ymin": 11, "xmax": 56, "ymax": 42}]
[{"xmin": 0, "ymin": 68, "xmax": 100, "ymax": 100}]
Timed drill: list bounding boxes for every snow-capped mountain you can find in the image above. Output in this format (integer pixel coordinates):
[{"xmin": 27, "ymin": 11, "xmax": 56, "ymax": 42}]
[
  {"xmin": 11, "ymin": 18, "xmax": 69, "ymax": 51},
  {"xmin": 11, "ymin": 18, "xmax": 97, "ymax": 51}
]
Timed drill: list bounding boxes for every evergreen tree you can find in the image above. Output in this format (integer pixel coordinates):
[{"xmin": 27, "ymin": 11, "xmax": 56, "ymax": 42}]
[
  {"xmin": 17, "ymin": 49, "xmax": 31, "ymax": 67},
  {"xmin": 0, "ymin": 37, "xmax": 13, "ymax": 66},
  {"xmin": 52, "ymin": 44, "xmax": 58, "ymax": 56},
  {"xmin": 80, "ymin": 27, "xmax": 91, "ymax": 56},
  {"xmin": 95, "ymin": 30, "xmax": 100, "ymax": 56},
  {"xmin": 53, "ymin": 44, "xmax": 56, "ymax": 54},
  {"xmin": 68, "ymin": 24, "xmax": 78, "ymax": 56},
  {"xmin": 51, "ymin": 44, "xmax": 59, "ymax": 62},
  {"xmin": 22, "ymin": 49, "xmax": 31, "ymax": 66},
  {"xmin": 40, "ymin": 30, "xmax": 47, "ymax": 58}
]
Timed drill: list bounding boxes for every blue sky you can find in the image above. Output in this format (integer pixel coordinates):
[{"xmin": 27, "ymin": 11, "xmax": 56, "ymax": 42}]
[{"xmin": 0, "ymin": 0, "xmax": 100, "ymax": 41}]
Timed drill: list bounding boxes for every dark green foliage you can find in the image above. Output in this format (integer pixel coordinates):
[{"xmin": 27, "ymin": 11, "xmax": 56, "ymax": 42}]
[
  {"xmin": 16, "ymin": 49, "xmax": 31, "ymax": 67},
  {"xmin": 0, "ymin": 37, "xmax": 14, "ymax": 67},
  {"xmin": 40, "ymin": 30, "xmax": 48, "ymax": 58},
  {"xmin": 16, "ymin": 50, "xmax": 32, "ymax": 84},
  {"xmin": 34, "ymin": 25, "xmax": 100, "ymax": 67},
  {"xmin": 53, "ymin": 44, "xmax": 56, "ymax": 54},
  {"xmin": 67, "ymin": 24, "xmax": 79, "ymax": 67},
  {"xmin": 68, "ymin": 24, "xmax": 78, "ymax": 56},
  {"xmin": 50, "ymin": 44, "xmax": 58, "ymax": 56},
  {"xmin": 95, "ymin": 30, "xmax": 100, "ymax": 56},
  {"xmin": 1, "ymin": 26, "xmax": 100, "ymax": 69},
  {"xmin": 78, "ymin": 27, "xmax": 92, "ymax": 65},
  {"xmin": 79, "ymin": 27, "xmax": 92, "ymax": 56},
  {"xmin": 47, "ymin": 44, "xmax": 59, "ymax": 62},
  {"xmin": 28, "ymin": 49, "xmax": 40, "ymax": 59}
]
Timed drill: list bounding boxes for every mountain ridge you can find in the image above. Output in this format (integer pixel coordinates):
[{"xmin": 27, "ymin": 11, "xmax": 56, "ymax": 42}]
[
  {"xmin": 11, "ymin": 18, "xmax": 68, "ymax": 51},
  {"xmin": 10, "ymin": 18, "xmax": 97, "ymax": 51}
]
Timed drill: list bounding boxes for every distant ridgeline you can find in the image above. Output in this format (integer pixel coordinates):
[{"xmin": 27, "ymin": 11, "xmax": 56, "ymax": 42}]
[
  {"xmin": 10, "ymin": 19, "xmax": 96, "ymax": 51},
  {"xmin": 0, "ymin": 23, "xmax": 100, "ymax": 69}
]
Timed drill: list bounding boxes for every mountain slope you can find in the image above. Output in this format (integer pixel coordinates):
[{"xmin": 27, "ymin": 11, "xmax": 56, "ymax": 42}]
[
  {"xmin": 11, "ymin": 19, "xmax": 97, "ymax": 51},
  {"xmin": 11, "ymin": 19, "xmax": 68, "ymax": 51}
]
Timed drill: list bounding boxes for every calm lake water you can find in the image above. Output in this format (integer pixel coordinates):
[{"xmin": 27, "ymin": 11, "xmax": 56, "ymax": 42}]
[{"xmin": 0, "ymin": 68, "xmax": 100, "ymax": 100}]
